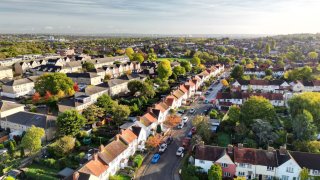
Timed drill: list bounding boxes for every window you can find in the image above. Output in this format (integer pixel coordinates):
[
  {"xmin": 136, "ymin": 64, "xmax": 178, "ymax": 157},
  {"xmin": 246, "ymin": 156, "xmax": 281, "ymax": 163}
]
[
  {"xmin": 221, "ymin": 163, "xmax": 228, "ymax": 168},
  {"xmin": 247, "ymin": 164, "xmax": 252, "ymax": 169},
  {"xmin": 267, "ymin": 166, "xmax": 274, "ymax": 171},
  {"xmin": 199, "ymin": 160, "xmax": 205, "ymax": 164},
  {"xmin": 239, "ymin": 163, "xmax": 245, "ymax": 167},
  {"xmin": 286, "ymin": 167, "xmax": 294, "ymax": 173},
  {"xmin": 281, "ymin": 175, "xmax": 289, "ymax": 180},
  {"xmin": 238, "ymin": 172, "xmax": 245, "ymax": 176},
  {"xmin": 224, "ymin": 172, "xmax": 231, "ymax": 177}
]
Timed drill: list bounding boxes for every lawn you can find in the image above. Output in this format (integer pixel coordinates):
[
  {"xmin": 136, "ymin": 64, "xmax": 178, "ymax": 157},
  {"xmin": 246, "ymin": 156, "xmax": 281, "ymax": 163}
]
[
  {"xmin": 217, "ymin": 132, "xmax": 231, "ymax": 147},
  {"xmin": 25, "ymin": 164, "xmax": 59, "ymax": 180},
  {"xmin": 157, "ymin": 57, "xmax": 191, "ymax": 62}
]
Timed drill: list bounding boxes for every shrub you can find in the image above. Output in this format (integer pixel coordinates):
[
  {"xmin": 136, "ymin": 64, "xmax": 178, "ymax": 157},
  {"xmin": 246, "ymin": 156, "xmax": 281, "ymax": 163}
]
[
  {"xmin": 0, "ymin": 144, "xmax": 4, "ymax": 149},
  {"xmin": 133, "ymin": 155, "xmax": 144, "ymax": 168}
]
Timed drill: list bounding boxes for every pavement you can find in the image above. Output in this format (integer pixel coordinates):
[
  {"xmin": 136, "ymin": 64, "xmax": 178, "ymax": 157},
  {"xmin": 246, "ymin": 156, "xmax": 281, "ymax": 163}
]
[{"xmin": 137, "ymin": 72, "xmax": 228, "ymax": 180}]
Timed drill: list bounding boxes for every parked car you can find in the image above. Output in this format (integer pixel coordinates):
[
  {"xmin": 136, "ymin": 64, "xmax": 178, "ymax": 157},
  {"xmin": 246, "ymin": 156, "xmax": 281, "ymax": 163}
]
[
  {"xmin": 177, "ymin": 122, "xmax": 184, "ymax": 129},
  {"xmin": 182, "ymin": 117, "xmax": 188, "ymax": 123},
  {"xmin": 176, "ymin": 147, "xmax": 185, "ymax": 157},
  {"xmin": 177, "ymin": 109, "xmax": 186, "ymax": 114},
  {"xmin": 208, "ymin": 87, "xmax": 213, "ymax": 91},
  {"xmin": 165, "ymin": 136, "xmax": 173, "ymax": 145},
  {"xmin": 151, "ymin": 154, "xmax": 161, "ymax": 163},
  {"xmin": 159, "ymin": 143, "xmax": 168, "ymax": 153},
  {"xmin": 205, "ymin": 91, "xmax": 210, "ymax": 95},
  {"xmin": 191, "ymin": 127, "xmax": 197, "ymax": 134},
  {"xmin": 187, "ymin": 131, "xmax": 192, "ymax": 138},
  {"xmin": 189, "ymin": 108, "xmax": 196, "ymax": 114}
]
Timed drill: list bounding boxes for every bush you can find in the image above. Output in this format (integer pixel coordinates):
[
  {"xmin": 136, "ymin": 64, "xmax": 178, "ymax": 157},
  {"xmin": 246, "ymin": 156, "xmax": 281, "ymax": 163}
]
[
  {"xmin": 0, "ymin": 144, "xmax": 4, "ymax": 149},
  {"xmin": 39, "ymin": 158, "xmax": 58, "ymax": 169},
  {"xmin": 133, "ymin": 155, "xmax": 144, "ymax": 168}
]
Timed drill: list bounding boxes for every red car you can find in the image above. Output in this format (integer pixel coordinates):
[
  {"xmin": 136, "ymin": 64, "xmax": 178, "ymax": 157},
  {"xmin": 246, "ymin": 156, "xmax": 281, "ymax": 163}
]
[{"xmin": 191, "ymin": 127, "xmax": 197, "ymax": 134}]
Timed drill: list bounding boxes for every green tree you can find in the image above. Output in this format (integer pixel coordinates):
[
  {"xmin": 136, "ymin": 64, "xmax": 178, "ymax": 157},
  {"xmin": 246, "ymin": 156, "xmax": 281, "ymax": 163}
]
[
  {"xmin": 300, "ymin": 167, "xmax": 310, "ymax": 180},
  {"xmin": 215, "ymin": 46, "xmax": 227, "ymax": 54},
  {"xmin": 292, "ymin": 110, "xmax": 317, "ymax": 141},
  {"xmin": 228, "ymin": 105, "xmax": 240, "ymax": 123},
  {"xmin": 147, "ymin": 52, "xmax": 157, "ymax": 61},
  {"xmin": 265, "ymin": 69, "xmax": 273, "ymax": 76},
  {"xmin": 57, "ymin": 110, "xmax": 86, "ymax": 136},
  {"xmin": 208, "ymin": 164, "xmax": 222, "ymax": 180},
  {"xmin": 132, "ymin": 53, "xmax": 145, "ymax": 63},
  {"xmin": 82, "ymin": 104, "xmax": 105, "ymax": 124},
  {"xmin": 96, "ymin": 94, "xmax": 115, "ymax": 113},
  {"xmin": 127, "ymin": 80, "xmax": 155, "ymax": 98},
  {"xmin": 173, "ymin": 66, "xmax": 186, "ymax": 76},
  {"xmin": 4, "ymin": 176, "xmax": 15, "ymax": 180},
  {"xmin": 308, "ymin": 51, "xmax": 318, "ymax": 60},
  {"xmin": 125, "ymin": 47, "xmax": 134, "ymax": 59},
  {"xmin": 21, "ymin": 126, "xmax": 45, "ymax": 155},
  {"xmin": 252, "ymin": 119, "xmax": 278, "ymax": 146},
  {"xmin": 82, "ymin": 61, "xmax": 95, "ymax": 72},
  {"xmin": 271, "ymin": 39, "xmax": 276, "ymax": 50},
  {"xmin": 157, "ymin": 59, "xmax": 172, "ymax": 80},
  {"xmin": 50, "ymin": 136, "xmax": 75, "ymax": 157},
  {"xmin": 265, "ymin": 43, "xmax": 271, "ymax": 54},
  {"xmin": 195, "ymin": 117, "xmax": 211, "ymax": 143},
  {"xmin": 112, "ymin": 103, "xmax": 131, "ymax": 125},
  {"xmin": 191, "ymin": 56, "xmax": 201, "ymax": 66},
  {"xmin": 284, "ymin": 66, "xmax": 313, "ymax": 81},
  {"xmin": 240, "ymin": 96, "xmax": 276, "ymax": 126},
  {"xmin": 180, "ymin": 61, "xmax": 192, "ymax": 72},
  {"xmin": 35, "ymin": 73, "xmax": 74, "ymax": 96},
  {"xmin": 231, "ymin": 65, "xmax": 244, "ymax": 79}
]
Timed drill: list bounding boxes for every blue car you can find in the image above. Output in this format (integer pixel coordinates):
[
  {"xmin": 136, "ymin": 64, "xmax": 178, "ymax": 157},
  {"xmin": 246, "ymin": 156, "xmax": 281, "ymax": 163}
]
[{"xmin": 151, "ymin": 153, "xmax": 161, "ymax": 163}]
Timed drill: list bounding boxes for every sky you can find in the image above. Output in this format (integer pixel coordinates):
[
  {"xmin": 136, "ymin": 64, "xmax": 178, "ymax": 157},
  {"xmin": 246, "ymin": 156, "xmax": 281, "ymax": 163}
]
[{"xmin": 0, "ymin": 0, "xmax": 319, "ymax": 35}]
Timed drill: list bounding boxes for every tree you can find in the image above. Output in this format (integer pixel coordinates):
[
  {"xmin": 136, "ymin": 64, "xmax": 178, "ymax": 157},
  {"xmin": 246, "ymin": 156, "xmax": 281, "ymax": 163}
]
[
  {"xmin": 288, "ymin": 92, "xmax": 320, "ymax": 126},
  {"xmin": 264, "ymin": 43, "xmax": 271, "ymax": 54},
  {"xmin": 125, "ymin": 47, "xmax": 134, "ymax": 59},
  {"xmin": 32, "ymin": 92, "xmax": 41, "ymax": 103},
  {"xmin": 112, "ymin": 103, "xmax": 130, "ymax": 125},
  {"xmin": 271, "ymin": 39, "xmax": 276, "ymax": 50},
  {"xmin": 157, "ymin": 60, "xmax": 172, "ymax": 80},
  {"xmin": 82, "ymin": 61, "xmax": 95, "ymax": 72},
  {"xmin": 44, "ymin": 91, "xmax": 53, "ymax": 101},
  {"xmin": 57, "ymin": 110, "xmax": 86, "ymax": 136},
  {"xmin": 308, "ymin": 51, "xmax": 318, "ymax": 60},
  {"xmin": 96, "ymin": 94, "xmax": 115, "ymax": 113},
  {"xmin": 164, "ymin": 115, "xmax": 181, "ymax": 127},
  {"xmin": 300, "ymin": 168, "xmax": 310, "ymax": 180},
  {"xmin": 20, "ymin": 147, "xmax": 25, "ymax": 157},
  {"xmin": 252, "ymin": 119, "xmax": 278, "ymax": 146},
  {"xmin": 8, "ymin": 141, "xmax": 15, "ymax": 157},
  {"xmin": 147, "ymin": 52, "xmax": 157, "ymax": 61},
  {"xmin": 35, "ymin": 73, "xmax": 74, "ymax": 96},
  {"xmin": 265, "ymin": 69, "xmax": 273, "ymax": 76},
  {"xmin": 191, "ymin": 56, "xmax": 201, "ymax": 66},
  {"xmin": 293, "ymin": 140, "xmax": 320, "ymax": 153},
  {"xmin": 131, "ymin": 53, "xmax": 145, "ymax": 63},
  {"xmin": 51, "ymin": 136, "xmax": 75, "ymax": 157},
  {"xmin": 230, "ymin": 65, "xmax": 244, "ymax": 79},
  {"xmin": 82, "ymin": 104, "xmax": 105, "ymax": 124},
  {"xmin": 4, "ymin": 176, "xmax": 15, "ymax": 180},
  {"xmin": 221, "ymin": 79, "xmax": 229, "ymax": 87},
  {"xmin": 195, "ymin": 117, "xmax": 211, "ymax": 143},
  {"xmin": 240, "ymin": 96, "xmax": 276, "ymax": 126},
  {"xmin": 73, "ymin": 83, "xmax": 80, "ymax": 92},
  {"xmin": 215, "ymin": 46, "xmax": 227, "ymax": 54},
  {"xmin": 228, "ymin": 105, "xmax": 240, "ymax": 123},
  {"xmin": 156, "ymin": 124, "xmax": 162, "ymax": 133},
  {"xmin": 21, "ymin": 125, "xmax": 45, "ymax": 155},
  {"xmin": 284, "ymin": 66, "xmax": 313, "ymax": 81},
  {"xmin": 127, "ymin": 80, "xmax": 155, "ymax": 98},
  {"xmin": 292, "ymin": 110, "xmax": 317, "ymax": 141},
  {"xmin": 146, "ymin": 135, "xmax": 161, "ymax": 148},
  {"xmin": 208, "ymin": 164, "xmax": 222, "ymax": 180},
  {"xmin": 173, "ymin": 66, "xmax": 186, "ymax": 76},
  {"xmin": 180, "ymin": 61, "xmax": 192, "ymax": 72}
]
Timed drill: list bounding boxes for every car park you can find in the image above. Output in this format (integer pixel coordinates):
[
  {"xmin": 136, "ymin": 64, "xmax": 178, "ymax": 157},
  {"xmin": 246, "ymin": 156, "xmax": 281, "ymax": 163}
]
[
  {"xmin": 189, "ymin": 108, "xmax": 196, "ymax": 114},
  {"xmin": 182, "ymin": 117, "xmax": 188, "ymax": 123},
  {"xmin": 177, "ymin": 122, "xmax": 184, "ymax": 129},
  {"xmin": 151, "ymin": 154, "xmax": 161, "ymax": 163},
  {"xmin": 176, "ymin": 147, "xmax": 185, "ymax": 157},
  {"xmin": 159, "ymin": 143, "xmax": 168, "ymax": 153}
]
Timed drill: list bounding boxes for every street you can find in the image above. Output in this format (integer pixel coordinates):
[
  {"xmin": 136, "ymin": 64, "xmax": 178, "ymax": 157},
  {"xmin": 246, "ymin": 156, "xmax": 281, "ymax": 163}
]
[{"xmin": 139, "ymin": 74, "xmax": 226, "ymax": 180}]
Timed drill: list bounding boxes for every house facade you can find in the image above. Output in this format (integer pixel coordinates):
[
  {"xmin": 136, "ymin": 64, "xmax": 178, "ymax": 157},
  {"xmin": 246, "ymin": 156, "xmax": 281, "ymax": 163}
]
[{"xmin": 1, "ymin": 76, "xmax": 38, "ymax": 98}]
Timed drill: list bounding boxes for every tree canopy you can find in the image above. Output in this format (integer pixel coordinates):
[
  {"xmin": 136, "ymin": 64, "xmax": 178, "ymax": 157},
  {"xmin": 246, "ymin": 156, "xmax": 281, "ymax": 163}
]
[
  {"xmin": 173, "ymin": 66, "xmax": 186, "ymax": 76},
  {"xmin": 21, "ymin": 126, "xmax": 45, "ymax": 155},
  {"xmin": 208, "ymin": 164, "xmax": 222, "ymax": 180},
  {"xmin": 191, "ymin": 56, "xmax": 201, "ymax": 66},
  {"xmin": 57, "ymin": 110, "xmax": 86, "ymax": 136},
  {"xmin": 157, "ymin": 59, "xmax": 172, "ymax": 80},
  {"xmin": 35, "ymin": 73, "xmax": 75, "ymax": 96},
  {"xmin": 284, "ymin": 66, "xmax": 313, "ymax": 81},
  {"xmin": 180, "ymin": 61, "xmax": 192, "ymax": 72},
  {"xmin": 50, "ymin": 136, "xmax": 75, "ymax": 157},
  {"xmin": 308, "ymin": 51, "xmax": 318, "ymax": 60},
  {"xmin": 230, "ymin": 65, "xmax": 244, "ymax": 79},
  {"xmin": 82, "ymin": 61, "xmax": 95, "ymax": 72},
  {"xmin": 127, "ymin": 80, "xmax": 155, "ymax": 98}
]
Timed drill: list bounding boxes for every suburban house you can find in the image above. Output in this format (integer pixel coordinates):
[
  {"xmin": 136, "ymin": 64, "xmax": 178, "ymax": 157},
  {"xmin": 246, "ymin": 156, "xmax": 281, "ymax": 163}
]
[
  {"xmin": 66, "ymin": 72, "xmax": 102, "ymax": 85},
  {"xmin": 184, "ymin": 80, "xmax": 196, "ymax": 97},
  {"xmin": 14, "ymin": 60, "xmax": 41, "ymax": 75},
  {"xmin": 139, "ymin": 112, "xmax": 158, "ymax": 136},
  {"xmin": 276, "ymin": 147, "xmax": 301, "ymax": 180},
  {"xmin": 231, "ymin": 80, "xmax": 290, "ymax": 93},
  {"xmin": 0, "ymin": 67, "xmax": 13, "ymax": 80},
  {"xmin": 1, "ymin": 76, "xmax": 38, "ymax": 98},
  {"xmin": 153, "ymin": 101, "xmax": 171, "ymax": 124},
  {"xmin": 58, "ymin": 86, "xmax": 108, "ymax": 113},
  {"xmin": 74, "ymin": 129, "xmax": 138, "ymax": 179},
  {"xmin": 194, "ymin": 145, "xmax": 236, "ymax": 178},
  {"xmin": 120, "ymin": 121, "xmax": 148, "ymax": 151},
  {"xmin": 0, "ymin": 111, "xmax": 56, "ymax": 141},
  {"xmin": 86, "ymin": 56, "xmax": 130, "ymax": 69},
  {"xmin": 290, "ymin": 151, "xmax": 320, "ymax": 178},
  {"xmin": 290, "ymin": 80, "xmax": 320, "ymax": 92},
  {"xmin": 0, "ymin": 101, "xmax": 24, "ymax": 118},
  {"xmin": 64, "ymin": 61, "xmax": 83, "ymax": 73}
]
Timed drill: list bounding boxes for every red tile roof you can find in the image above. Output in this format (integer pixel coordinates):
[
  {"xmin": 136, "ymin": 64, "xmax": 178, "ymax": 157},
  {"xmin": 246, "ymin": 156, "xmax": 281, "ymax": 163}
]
[
  {"xmin": 78, "ymin": 156, "xmax": 109, "ymax": 177},
  {"xmin": 179, "ymin": 85, "xmax": 188, "ymax": 93},
  {"xmin": 120, "ymin": 129, "xmax": 137, "ymax": 144},
  {"xmin": 165, "ymin": 96, "xmax": 175, "ymax": 106},
  {"xmin": 98, "ymin": 140, "xmax": 128, "ymax": 164},
  {"xmin": 140, "ymin": 112, "xmax": 157, "ymax": 126}
]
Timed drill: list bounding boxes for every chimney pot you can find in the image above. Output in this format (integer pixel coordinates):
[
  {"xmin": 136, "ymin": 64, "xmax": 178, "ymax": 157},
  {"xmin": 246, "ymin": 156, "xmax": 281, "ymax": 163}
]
[
  {"xmin": 73, "ymin": 172, "xmax": 80, "ymax": 180},
  {"xmin": 227, "ymin": 144, "xmax": 233, "ymax": 153},
  {"xmin": 238, "ymin": 143, "xmax": 243, "ymax": 149}
]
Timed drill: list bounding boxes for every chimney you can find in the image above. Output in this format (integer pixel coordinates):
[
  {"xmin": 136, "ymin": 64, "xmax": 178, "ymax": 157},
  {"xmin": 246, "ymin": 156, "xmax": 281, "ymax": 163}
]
[
  {"xmin": 279, "ymin": 146, "xmax": 287, "ymax": 155},
  {"xmin": 99, "ymin": 145, "xmax": 104, "ymax": 152},
  {"xmin": 93, "ymin": 153, "xmax": 98, "ymax": 161},
  {"xmin": 147, "ymin": 107, "xmax": 152, "ymax": 113},
  {"xmin": 73, "ymin": 172, "xmax": 79, "ymax": 180},
  {"xmin": 115, "ymin": 134, "xmax": 120, "ymax": 141},
  {"xmin": 238, "ymin": 143, "xmax": 243, "ymax": 149},
  {"xmin": 227, "ymin": 144, "xmax": 233, "ymax": 154},
  {"xmin": 268, "ymin": 146, "xmax": 275, "ymax": 152},
  {"xmin": 120, "ymin": 129, "xmax": 124, "ymax": 135}
]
